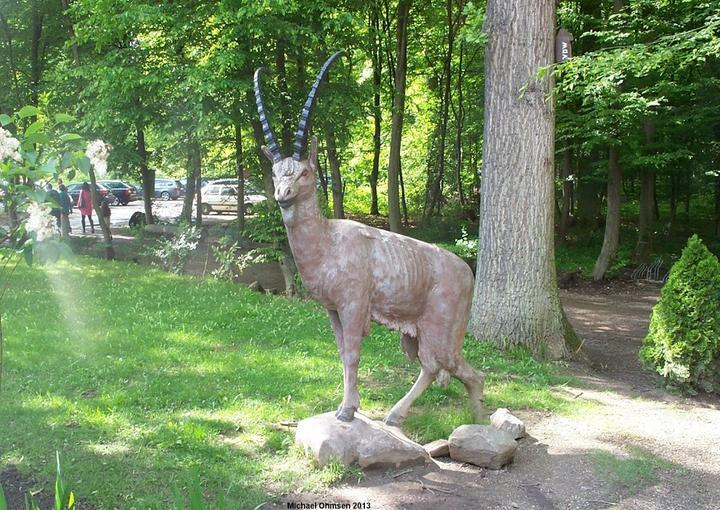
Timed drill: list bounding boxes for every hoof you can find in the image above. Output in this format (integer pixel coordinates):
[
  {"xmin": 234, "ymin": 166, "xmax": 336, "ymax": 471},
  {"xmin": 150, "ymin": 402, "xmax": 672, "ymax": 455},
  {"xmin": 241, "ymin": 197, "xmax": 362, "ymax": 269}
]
[
  {"xmin": 336, "ymin": 407, "xmax": 356, "ymax": 422},
  {"xmin": 383, "ymin": 413, "xmax": 404, "ymax": 428}
]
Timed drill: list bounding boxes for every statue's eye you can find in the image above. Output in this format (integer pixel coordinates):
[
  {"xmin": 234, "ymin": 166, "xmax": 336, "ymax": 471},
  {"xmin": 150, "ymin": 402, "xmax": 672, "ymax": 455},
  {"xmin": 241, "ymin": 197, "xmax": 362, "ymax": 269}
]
[{"xmin": 301, "ymin": 169, "xmax": 308, "ymax": 178}]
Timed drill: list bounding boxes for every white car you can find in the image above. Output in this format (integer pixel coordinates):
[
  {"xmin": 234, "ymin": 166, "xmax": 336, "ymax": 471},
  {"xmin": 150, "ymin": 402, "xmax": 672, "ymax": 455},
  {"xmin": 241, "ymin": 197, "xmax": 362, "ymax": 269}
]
[{"xmin": 200, "ymin": 182, "xmax": 266, "ymax": 215}]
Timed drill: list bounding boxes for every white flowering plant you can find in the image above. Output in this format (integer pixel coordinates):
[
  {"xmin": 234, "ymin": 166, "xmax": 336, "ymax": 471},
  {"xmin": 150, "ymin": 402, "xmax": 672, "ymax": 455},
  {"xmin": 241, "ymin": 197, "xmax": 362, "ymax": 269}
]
[{"xmin": 0, "ymin": 106, "xmax": 102, "ymax": 264}]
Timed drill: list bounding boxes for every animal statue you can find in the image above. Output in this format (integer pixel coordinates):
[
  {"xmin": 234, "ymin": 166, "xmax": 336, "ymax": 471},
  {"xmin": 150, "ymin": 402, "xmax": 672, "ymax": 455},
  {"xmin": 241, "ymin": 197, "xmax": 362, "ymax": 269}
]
[{"xmin": 254, "ymin": 52, "xmax": 485, "ymax": 426}]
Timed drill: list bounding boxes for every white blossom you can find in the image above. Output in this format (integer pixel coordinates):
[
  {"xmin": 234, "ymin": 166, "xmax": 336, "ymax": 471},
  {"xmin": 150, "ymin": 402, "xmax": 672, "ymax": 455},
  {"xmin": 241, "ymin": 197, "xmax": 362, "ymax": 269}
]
[
  {"xmin": 85, "ymin": 139, "xmax": 111, "ymax": 176},
  {"xmin": 0, "ymin": 127, "xmax": 21, "ymax": 163},
  {"xmin": 26, "ymin": 202, "xmax": 56, "ymax": 242}
]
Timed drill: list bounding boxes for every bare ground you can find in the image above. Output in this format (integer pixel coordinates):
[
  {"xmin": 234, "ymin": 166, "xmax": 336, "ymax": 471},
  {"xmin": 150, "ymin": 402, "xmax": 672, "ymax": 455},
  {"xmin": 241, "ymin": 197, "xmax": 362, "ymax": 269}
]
[{"xmin": 268, "ymin": 281, "xmax": 720, "ymax": 510}]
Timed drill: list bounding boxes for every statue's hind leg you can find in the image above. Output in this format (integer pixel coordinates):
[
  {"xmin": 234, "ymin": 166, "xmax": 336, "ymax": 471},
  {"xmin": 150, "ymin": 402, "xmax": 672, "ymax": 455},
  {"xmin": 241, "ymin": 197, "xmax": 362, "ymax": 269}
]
[
  {"xmin": 384, "ymin": 366, "xmax": 434, "ymax": 427},
  {"xmin": 453, "ymin": 357, "xmax": 485, "ymax": 422}
]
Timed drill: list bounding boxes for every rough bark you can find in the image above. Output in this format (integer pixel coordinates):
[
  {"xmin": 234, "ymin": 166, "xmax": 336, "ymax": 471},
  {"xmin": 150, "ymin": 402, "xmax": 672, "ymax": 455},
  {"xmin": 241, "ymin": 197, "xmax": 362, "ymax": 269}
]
[
  {"xmin": 325, "ymin": 126, "xmax": 344, "ymax": 219},
  {"xmin": 591, "ymin": 147, "xmax": 622, "ymax": 280},
  {"xmin": 137, "ymin": 125, "xmax": 154, "ymax": 224},
  {"xmin": 453, "ymin": 39, "xmax": 466, "ymax": 207},
  {"xmin": 468, "ymin": 0, "xmax": 578, "ymax": 359},
  {"xmin": 387, "ymin": 0, "xmax": 411, "ymax": 233}
]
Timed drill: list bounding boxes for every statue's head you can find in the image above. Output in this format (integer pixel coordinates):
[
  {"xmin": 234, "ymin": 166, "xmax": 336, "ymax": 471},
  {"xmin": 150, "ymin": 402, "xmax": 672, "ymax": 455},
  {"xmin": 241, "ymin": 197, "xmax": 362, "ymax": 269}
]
[{"xmin": 254, "ymin": 51, "xmax": 344, "ymax": 214}]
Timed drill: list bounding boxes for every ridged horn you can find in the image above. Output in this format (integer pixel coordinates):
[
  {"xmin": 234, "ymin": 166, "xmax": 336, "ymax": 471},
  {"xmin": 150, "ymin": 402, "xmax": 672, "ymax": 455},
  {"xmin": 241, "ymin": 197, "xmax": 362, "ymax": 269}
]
[
  {"xmin": 253, "ymin": 67, "xmax": 282, "ymax": 162},
  {"xmin": 292, "ymin": 50, "xmax": 346, "ymax": 161}
]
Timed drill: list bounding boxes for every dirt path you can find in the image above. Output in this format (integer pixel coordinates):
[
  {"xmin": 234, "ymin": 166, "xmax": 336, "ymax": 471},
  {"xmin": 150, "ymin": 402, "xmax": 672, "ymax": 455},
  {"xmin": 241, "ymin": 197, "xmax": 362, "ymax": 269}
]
[{"xmin": 270, "ymin": 283, "xmax": 720, "ymax": 510}]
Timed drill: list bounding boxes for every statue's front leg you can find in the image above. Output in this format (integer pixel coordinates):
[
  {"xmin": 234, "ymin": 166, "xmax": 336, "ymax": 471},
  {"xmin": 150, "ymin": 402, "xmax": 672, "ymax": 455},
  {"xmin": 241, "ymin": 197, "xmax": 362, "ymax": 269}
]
[
  {"xmin": 327, "ymin": 310, "xmax": 352, "ymax": 420},
  {"xmin": 333, "ymin": 308, "xmax": 364, "ymax": 422}
]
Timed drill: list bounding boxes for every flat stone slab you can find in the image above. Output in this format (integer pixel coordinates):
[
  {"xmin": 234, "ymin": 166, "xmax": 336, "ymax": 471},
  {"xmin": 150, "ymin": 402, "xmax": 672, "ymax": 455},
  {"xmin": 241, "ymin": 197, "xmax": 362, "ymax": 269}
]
[
  {"xmin": 296, "ymin": 412, "xmax": 431, "ymax": 469},
  {"xmin": 491, "ymin": 408, "xmax": 526, "ymax": 439},
  {"xmin": 423, "ymin": 439, "xmax": 450, "ymax": 458},
  {"xmin": 448, "ymin": 424, "xmax": 517, "ymax": 469}
]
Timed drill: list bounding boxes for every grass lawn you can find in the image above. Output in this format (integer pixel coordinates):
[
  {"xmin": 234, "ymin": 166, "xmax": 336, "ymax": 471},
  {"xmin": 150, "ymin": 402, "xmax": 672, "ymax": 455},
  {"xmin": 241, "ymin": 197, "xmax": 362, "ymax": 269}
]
[{"xmin": 1, "ymin": 256, "xmax": 585, "ymax": 508}]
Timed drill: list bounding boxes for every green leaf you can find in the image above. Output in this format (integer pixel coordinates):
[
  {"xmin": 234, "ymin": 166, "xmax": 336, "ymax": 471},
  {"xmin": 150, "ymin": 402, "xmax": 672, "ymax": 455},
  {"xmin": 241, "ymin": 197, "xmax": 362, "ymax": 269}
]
[
  {"xmin": 24, "ymin": 133, "xmax": 51, "ymax": 146},
  {"xmin": 59, "ymin": 133, "xmax": 83, "ymax": 142},
  {"xmin": 67, "ymin": 169, "xmax": 76, "ymax": 181},
  {"xmin": 18, "ymin": 106, "xmax": 40, "ymax": 119},
  {"xmin": 41, "ymin": 157, "xmax": 59, "ymax": 175},
  {"xmin": 0, "ymin": 114, "xmax": 11, "ymax": 126},
  {"xmin": 0, "ymin": 483, "xmax": 7, "ymax": 510},
  {"xmin": 24, "ymin": 119, "xmax": 45, "ymax": 138},
  {"xmin": 54, "ymin": 113, "xmax": 76, "ymax": 124},
  {"xmin": 61, "ymin": 152, "xmax": 73, "ymax": 170},
  {"xmin": 77, "ymin": 156, "xmax": 91, "ymax": 173}
]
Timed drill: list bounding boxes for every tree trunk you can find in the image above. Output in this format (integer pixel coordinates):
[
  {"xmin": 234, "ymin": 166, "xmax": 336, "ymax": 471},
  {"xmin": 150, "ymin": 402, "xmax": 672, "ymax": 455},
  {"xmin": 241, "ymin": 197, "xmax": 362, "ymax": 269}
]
[
  {"xmin": 424, "ymin": 0, "xmax": 456, "ymax": 222},
  {"xmin": 591, "ymin": 147, "xmax": 622, "ymax": 280},
  {"xmin": 30, "ymin": 1, "xmax": 44, "ymax": 107},
  {"xmin": 634, "ymin": 169, "xmax": 655, "ymax": 262},
  {"xmin": 468, "ymin": 0, "xmax": 578, "ymax": 359},
  {"xmin": 669, "ymin": 173, "xmax": 677, "ymax": 228},
  {"xmin": 715, "ymin": 177, "xmax": 720, "ymax": 237},
  {"xmin": 558, "ymin": 146, "xmax": 573, "ymax": 241},
  {"xmin": 325, "ymin": 126, "xmax": 344, "ymax": 219},
  {"xmin": 235, "ymin": 121, "xmax": 245, "ymax": 235},
  {"xmin": 387, "ymin": 0, "xmax": 411, "ymax": 232},
  {"xmin": 59, "ymin": 0, "xmax": 80, "ymax": 65},
  {"xmin": 454, "ymin": 39, "xmax": 466, "ymax": 207},
  {"xmin": 192, "ymin": 139, "xmax": 202, "ymax": 226},
  {"xmin": 370, "ymin": 1, "xmax": 382, "ymax": 216},
  {"xmin": 137, "ymin": 125, "xmax": 154, "ymax": 224},
  {"xmin": 88, "ymin": 169, "xmax": 114, "ymax": 260},
  {"xmin": 634, "ymin": 119, "xmax": 656, "ymax": 262},
  {"xmin": 275, "ymin": 41, "xmax": 293, "ymax": 155},
  {"xmin": 181, "ymin": 136, "xmax": 199, "ymax": 223}
]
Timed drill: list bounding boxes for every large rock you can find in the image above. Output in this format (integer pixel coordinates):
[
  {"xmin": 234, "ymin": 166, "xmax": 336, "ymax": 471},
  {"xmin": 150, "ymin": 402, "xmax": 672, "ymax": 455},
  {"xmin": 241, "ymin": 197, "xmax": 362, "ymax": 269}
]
[
  {"xmin": 490, "ymin": 408, "xmax": 526, "ymax": 439},
  {"xmin": 448, "ymin": 424, "xmax": 517, "ymax": 469},
  {"xmin": 423, "ymin": 439, "xmax": 450, "ymax": 458},
  {"xmin": 295, "ymin": 412, "xmax": 431, "ymax": 469}
]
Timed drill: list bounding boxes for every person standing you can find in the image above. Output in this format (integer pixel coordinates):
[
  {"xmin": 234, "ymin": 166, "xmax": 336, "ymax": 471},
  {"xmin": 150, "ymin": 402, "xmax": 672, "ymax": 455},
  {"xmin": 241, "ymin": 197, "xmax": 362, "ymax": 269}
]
[
  {"xmin": 58, "ymin": 184, "xmax": 73, "ymax": 237},
  {"xmin": 77, "ymin": 182, "xmax": 95, "ymax": 234},
  {"xmin": 45, "ymin": 183, "xmax": 62, "ymax": 230}
]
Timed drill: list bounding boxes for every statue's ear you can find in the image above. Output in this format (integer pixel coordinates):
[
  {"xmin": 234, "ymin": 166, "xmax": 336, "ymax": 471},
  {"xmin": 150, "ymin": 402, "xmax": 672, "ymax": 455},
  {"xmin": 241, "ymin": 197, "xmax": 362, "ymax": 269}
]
[
  {"xmin": 309, "ymin": 136, "xmax": 319, "ymax": 171},
  {"xmin": 261, "ymin": 145, "xmax": 275, "ymax": 163}
]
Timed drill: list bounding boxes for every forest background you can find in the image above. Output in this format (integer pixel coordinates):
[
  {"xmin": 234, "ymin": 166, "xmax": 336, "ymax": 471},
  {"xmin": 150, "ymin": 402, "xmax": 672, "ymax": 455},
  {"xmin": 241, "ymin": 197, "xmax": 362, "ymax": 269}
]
[{"xmin": 1, "ymin": 0, "xmax": 719, "ymax": 281}]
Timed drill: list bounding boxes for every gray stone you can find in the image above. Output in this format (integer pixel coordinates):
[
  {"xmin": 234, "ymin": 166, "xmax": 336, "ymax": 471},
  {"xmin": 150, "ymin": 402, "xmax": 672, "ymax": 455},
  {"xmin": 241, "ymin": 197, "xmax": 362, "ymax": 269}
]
[
  {"xmin": 295, "ymin": 412, "xmax": 431, "ymax": 469},
  {"xmin": 448, "ymin": 424, "xmax": 517, "ymax": 469},
  {"xmin": 490, "ymin": 408, "xmax": 526, "ymax": 439},
  {"xmin": 423, "ymin": 439, "xmax": 450, "ymax": 458}
]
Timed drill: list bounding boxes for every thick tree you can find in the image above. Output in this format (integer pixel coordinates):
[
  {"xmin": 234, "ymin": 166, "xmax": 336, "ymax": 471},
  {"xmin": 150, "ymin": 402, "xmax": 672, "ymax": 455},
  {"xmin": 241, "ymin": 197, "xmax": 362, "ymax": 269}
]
[{"xmin": 468, "ymin": 0, "xmax": 579, "ymax": 359}]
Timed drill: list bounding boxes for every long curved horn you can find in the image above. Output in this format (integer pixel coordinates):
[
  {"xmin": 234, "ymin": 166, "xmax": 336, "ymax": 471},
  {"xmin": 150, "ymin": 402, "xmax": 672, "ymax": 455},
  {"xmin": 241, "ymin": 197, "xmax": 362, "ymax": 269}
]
[
  {"xmin": 292, "ymin": 50, "xmax": 346, "ymax": 161},
  {"xmin": 253, "ymin": 67, "xmax": 282, "ymax": 162}
]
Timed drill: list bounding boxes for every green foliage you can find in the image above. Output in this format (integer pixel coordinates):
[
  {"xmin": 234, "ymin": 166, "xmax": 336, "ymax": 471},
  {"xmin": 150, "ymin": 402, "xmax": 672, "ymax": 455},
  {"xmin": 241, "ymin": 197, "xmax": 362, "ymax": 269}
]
[
  {"xmin": 244, "ymin": 202, "xmax": 286, "ymax": 262},
  {"xmin": 210, "ymin": 236, "xmax": 267, "ymax": 281},
  {"xmin": 640, "ymin": 235, "xmax": 720, "ymax": 392},
  {"xmin": 0, "ymin": 453, "xmax": 75, "ymax": 510},
  {"xmin": 144, "ymin": 223, "xmax": 202, "ymax": 273}
]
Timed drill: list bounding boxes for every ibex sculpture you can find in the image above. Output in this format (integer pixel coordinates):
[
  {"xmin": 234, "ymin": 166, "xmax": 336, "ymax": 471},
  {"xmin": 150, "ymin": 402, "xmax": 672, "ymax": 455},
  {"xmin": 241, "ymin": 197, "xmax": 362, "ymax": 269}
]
[{"xmin": 254, "ymin": 52, "xmax": 485, "ymax": 426}]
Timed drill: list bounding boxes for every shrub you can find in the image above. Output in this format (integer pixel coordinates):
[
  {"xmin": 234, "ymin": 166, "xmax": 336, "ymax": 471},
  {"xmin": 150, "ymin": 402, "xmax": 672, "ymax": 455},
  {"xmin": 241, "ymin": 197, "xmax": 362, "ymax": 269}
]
[{"xmin": 640, "ymin": 234, "xmax": 720, "ymax": 392}]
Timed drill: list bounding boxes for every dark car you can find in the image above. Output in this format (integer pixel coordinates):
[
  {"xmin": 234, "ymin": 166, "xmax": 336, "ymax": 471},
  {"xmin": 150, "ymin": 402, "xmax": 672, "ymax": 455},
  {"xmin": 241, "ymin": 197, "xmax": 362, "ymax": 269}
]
[
  {"xmin": 98, "ymin": 180, "xmax": 138, "ymax": 205},
  {"xmin": 66, "ymin": 183, "xmax": 111, "ymax": 206},
  {"xmin": 154, "ymin": 178, "xmax": 182, "ymax": 200}
]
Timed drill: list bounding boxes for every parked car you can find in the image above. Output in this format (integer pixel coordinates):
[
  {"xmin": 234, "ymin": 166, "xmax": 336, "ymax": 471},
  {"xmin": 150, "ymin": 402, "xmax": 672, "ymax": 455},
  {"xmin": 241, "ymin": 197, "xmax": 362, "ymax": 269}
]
[
  {"xmin": 154, "ymin": 178, "xmax": 182, "ymax": 200},
  {"xmin": 97, "ymin": 180, "xmax": 138, "ymax": 205},
  {"xmin": 200, "ymin": 182, "xmax": 267, "ymax": 215},
  {"xmin": 66, "ymin": 183, "xmax": 111, "ymax": 206}
]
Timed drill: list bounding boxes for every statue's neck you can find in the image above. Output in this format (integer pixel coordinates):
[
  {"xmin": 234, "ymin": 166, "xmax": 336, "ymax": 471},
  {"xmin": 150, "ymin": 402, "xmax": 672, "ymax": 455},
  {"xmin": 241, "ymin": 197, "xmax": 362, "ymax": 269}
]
[{"xmin": 282, "ymin": 191, "xmax": 329, "ymax": 270}]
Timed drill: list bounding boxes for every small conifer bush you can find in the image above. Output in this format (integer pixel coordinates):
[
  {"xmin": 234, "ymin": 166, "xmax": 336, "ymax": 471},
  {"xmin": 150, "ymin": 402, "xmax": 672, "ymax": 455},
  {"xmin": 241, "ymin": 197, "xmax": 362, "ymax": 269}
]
[{"xmin": 640, "ymin": 235, "xmax": 720, "ymax": 392}]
